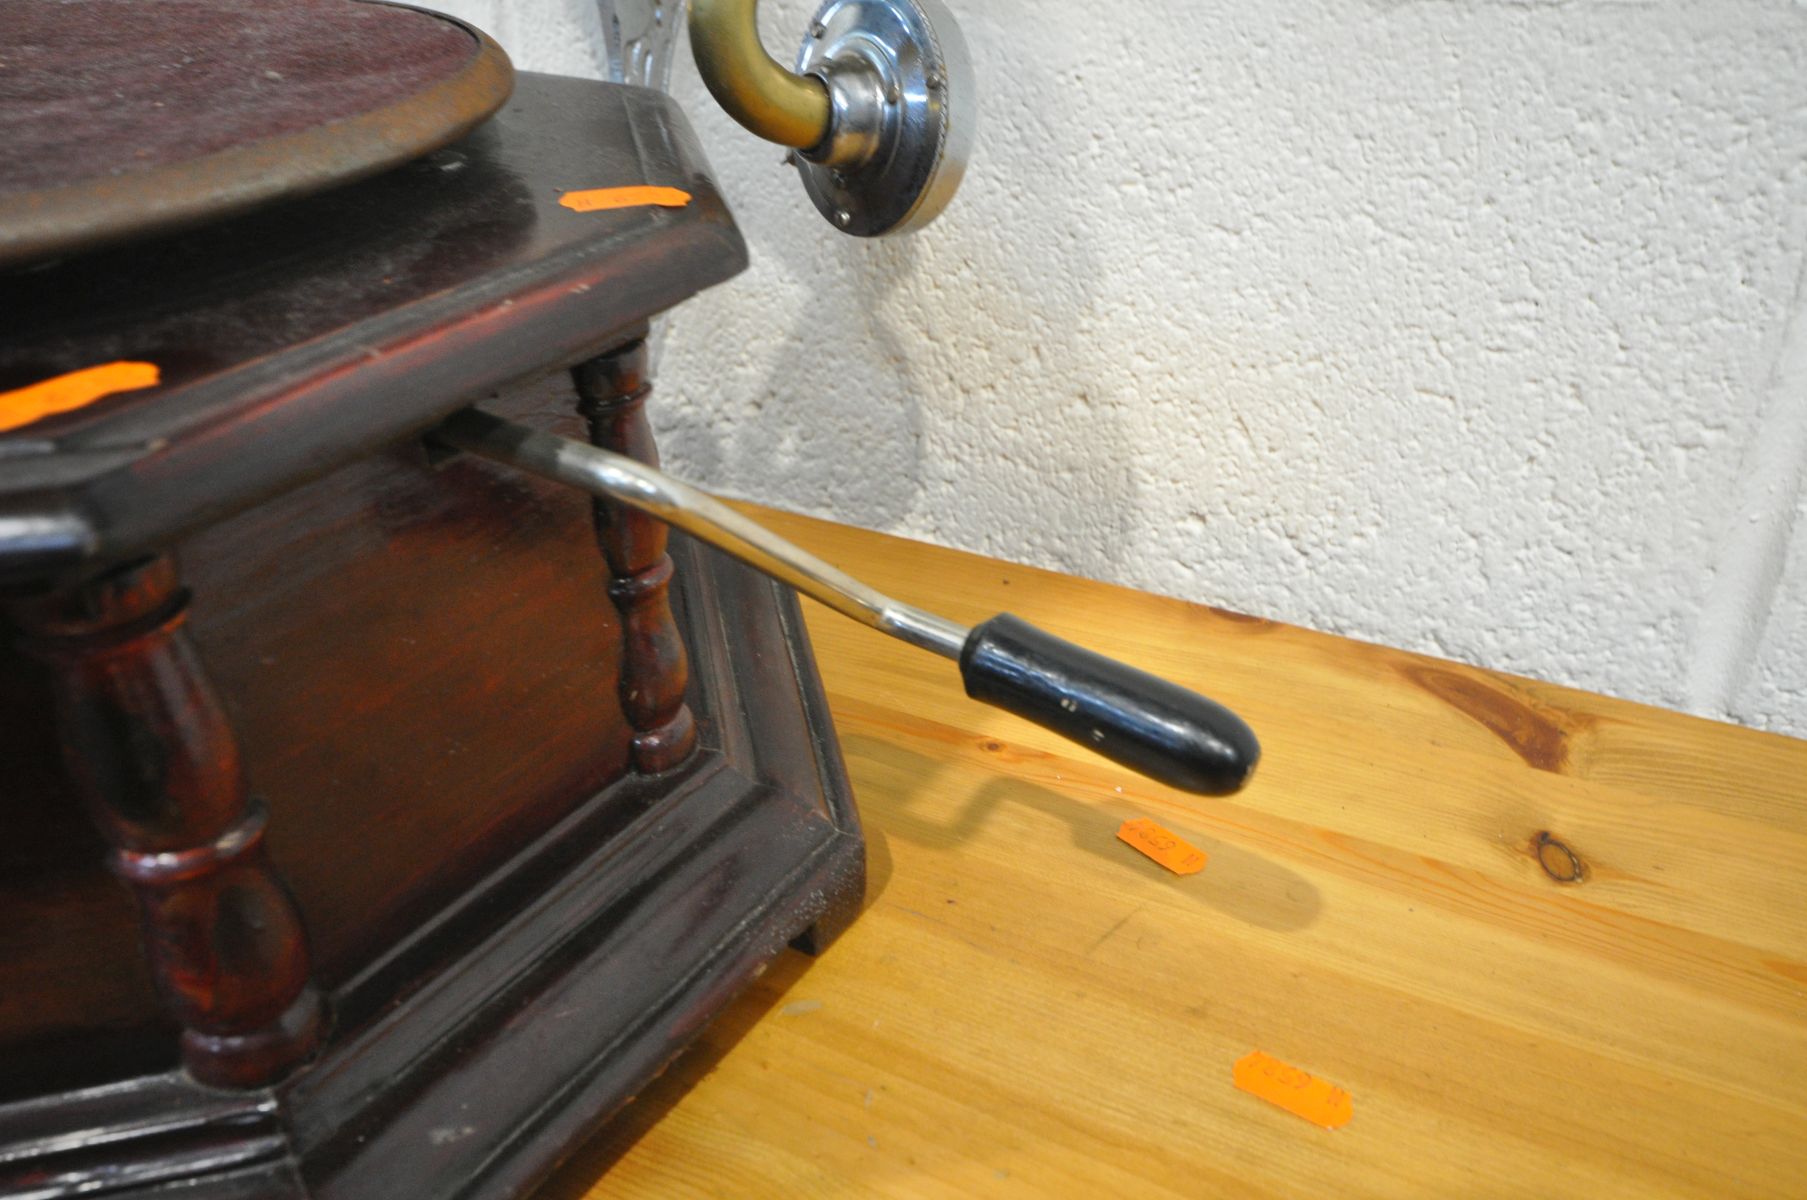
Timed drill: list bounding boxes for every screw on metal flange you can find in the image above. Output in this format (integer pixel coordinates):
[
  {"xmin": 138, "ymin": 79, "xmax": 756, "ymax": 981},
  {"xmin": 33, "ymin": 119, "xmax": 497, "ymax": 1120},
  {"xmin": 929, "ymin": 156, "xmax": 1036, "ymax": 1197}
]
[
  {"xmin": 885, "ymin": 81, "xmax": 901, "ymax": 104},
  {"xmin": 925, "ymin": 70, "xmax": 943, "ymax": 90},
  {"xmin": 834, "ymin": 208, "xmax": 852, "ymax": 227},
  {"xmin": 811, "ymin": 21, "xmax": 826, "ymax": 37}
]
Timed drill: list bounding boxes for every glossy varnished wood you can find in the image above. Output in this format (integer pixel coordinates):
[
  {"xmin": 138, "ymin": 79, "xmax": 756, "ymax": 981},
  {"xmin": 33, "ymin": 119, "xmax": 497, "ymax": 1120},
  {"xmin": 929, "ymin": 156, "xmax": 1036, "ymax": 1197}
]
[
  {"xmin": 277, "ymin": 534, "xmax": 863, "ymax": 1200},
  {"xmin": 182, "ymin": 386, "xmax": 635, "ymax": 1003},
  {"xmin": 0, "ymin": 68, "xmax": 866, "ymax": 1196},
  {"xmin": 543, "ymin": 505, "xmax": 1807, "ymax": 1200},
  {"xmin": 8, "ymin": 556, "xmax": 324, "ymax": 1088},
  {"xmin": 0, "ymin": 72, "xmax": 746, "ymax": 586},
  {"xmin": 0, "ymin": 71, "xmax": 747, "ymax": 1082},
  {"xmin": 0, "ymin": 482, "xmax": 865, "ymax": 1198},
  {"xmin": 0, "ymin": 380, "xmax": 635, "ymax": 1097},
  {"xmin": 573, "ymin": 340, "xmax": 697, "ymax": 772}
]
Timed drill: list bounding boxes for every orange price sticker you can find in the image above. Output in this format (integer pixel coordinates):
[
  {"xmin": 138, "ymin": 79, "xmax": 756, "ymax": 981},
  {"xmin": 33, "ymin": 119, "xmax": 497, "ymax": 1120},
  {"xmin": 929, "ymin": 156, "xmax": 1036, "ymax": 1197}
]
[
  {"xmin": 1233, "ymin": 1051, "xmax": 1353, "ymax": 1130},
  {"xmin": 1116, "ymin": 818, "xmax": 1207, "ymax": 875},
  {"xmin": 0, "ymin": 361, "xmax": 160, "ymax": 434},
  {"xmin": 558, "ymin": 185, "xmax": 693, "ymax": 213}
]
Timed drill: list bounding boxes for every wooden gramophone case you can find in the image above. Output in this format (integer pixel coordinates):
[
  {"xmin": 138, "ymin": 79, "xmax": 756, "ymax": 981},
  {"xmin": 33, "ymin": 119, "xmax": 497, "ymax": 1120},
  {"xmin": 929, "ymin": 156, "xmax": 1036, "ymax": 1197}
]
[{"xmin": 0, "ymin": 57, "xmax": 864, "ymax": 1199}]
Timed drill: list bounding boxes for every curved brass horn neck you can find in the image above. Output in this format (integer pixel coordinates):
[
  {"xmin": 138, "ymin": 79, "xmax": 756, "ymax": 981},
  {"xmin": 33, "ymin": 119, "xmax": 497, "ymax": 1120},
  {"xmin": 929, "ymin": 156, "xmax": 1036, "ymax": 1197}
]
[{"xmin": 688, "ymin": 0, "xmax": 830, "ymax": 149}]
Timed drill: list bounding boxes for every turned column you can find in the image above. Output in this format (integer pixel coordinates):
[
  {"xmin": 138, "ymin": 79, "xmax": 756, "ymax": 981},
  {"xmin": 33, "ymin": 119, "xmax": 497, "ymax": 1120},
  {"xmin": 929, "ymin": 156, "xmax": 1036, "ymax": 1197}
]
[
  {"xmin": 572, "ymin": 339, "xmax": 698, "ymax": 772},
  {"xmin": 11, "ymin": 556, "xmax": 324, "ymax": 1088}
]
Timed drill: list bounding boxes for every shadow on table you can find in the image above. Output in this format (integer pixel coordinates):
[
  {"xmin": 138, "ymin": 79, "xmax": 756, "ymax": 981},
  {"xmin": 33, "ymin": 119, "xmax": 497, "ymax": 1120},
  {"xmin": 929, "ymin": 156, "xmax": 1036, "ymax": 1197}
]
[
  {"xmin": 530, "ymin": 950, "xmax": 810, "ymax": 1198},
  {"xmin": 839, "ymin": 733, "xmax": 1321, "ymax": 934},
  {"xmin": 530, "ymin": 827, "xmax": 897, "ymax": 1198},
  {"xmin": 528, "ymin": 714, "xmax": 1325, "ymax": 1196}
]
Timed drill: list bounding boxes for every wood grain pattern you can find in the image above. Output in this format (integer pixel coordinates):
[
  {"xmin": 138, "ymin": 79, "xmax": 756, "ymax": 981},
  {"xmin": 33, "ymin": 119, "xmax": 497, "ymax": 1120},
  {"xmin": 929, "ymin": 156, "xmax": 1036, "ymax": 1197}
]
[
  {"xmin": 0, "ymin": 381, "xmax": 643, "ymax": 1113},
  {"xmin": 9, "ymin": 556, "xmax": 323, "ymax": 1088},
  {"xmin": 0, "ymin": 526, "xmax": 865, "ymax": 1199},
  {"xmin": 540, "ymin": 504, "xmax": 1807, "ymax": 1199},
  {"xmin": 573, "ymin": 341, "xmax": 697, "ymax": 772},
  {"xmin": 0, "ymin": 73, "xmax": 745, "ymax": 589}
]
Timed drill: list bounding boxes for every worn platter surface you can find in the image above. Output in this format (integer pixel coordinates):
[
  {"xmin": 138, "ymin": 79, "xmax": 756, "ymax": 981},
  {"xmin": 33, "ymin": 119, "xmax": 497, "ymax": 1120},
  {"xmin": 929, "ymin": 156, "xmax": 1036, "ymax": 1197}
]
[{"xmin": 0, "ymin": 0, "xmax": 514, "ymax": 267}]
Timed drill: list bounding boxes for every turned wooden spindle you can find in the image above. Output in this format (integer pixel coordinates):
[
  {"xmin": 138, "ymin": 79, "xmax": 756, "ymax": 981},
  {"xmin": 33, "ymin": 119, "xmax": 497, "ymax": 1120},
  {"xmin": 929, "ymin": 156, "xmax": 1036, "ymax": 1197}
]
[
  {"xmin": 572, "ymin": 339, "xmax": 698, "ymax": 772},
  {"xmin": 11, "ymin": 556, "xmax": 324, "ymax": 1088}
]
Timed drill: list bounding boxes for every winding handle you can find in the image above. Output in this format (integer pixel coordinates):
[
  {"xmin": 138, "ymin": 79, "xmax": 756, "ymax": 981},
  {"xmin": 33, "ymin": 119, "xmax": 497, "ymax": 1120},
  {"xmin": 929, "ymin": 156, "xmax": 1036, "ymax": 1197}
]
[
  {"xmin": 431, "ymin": 408, "xmax": 1261, "ymax": 796},
  {"xmin": 961, "ymin": 615, "xmax": 1260, "ymax": 795}
]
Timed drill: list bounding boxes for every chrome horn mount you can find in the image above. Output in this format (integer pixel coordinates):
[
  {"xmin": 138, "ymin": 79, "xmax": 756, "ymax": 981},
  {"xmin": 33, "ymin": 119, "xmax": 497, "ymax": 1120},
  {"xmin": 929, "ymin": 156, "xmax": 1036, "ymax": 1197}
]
[
  {"xmin": 687, "ymin": 0, "xmax": 974, "ymax": 236},
  {"xmin": 790, "ymin": 0, "xmax": 974, "ymax": 236}
]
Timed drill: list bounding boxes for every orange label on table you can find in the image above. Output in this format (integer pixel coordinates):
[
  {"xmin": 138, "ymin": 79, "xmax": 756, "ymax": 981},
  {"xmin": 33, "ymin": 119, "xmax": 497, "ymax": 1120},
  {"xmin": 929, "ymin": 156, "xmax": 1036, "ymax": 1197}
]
[
  {"xmin": 1233, "ymin": 1051, "xmax": 1353, "ymax": 1130},
  {"xmin": 559, "ymin": 185, "xmax": 693, "ymax": 213},
  {"xmin": 0, "ymin": 361, "xmax": 160, "ymax": 434},
  {"xmin": 1116, "ymin": 818, "xmax": 1207, "ymax": 875}
]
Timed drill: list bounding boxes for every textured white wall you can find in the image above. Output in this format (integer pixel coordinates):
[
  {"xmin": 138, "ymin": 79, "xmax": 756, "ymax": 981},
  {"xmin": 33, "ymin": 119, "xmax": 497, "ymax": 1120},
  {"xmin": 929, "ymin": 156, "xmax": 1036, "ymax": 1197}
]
[{"xmin": 430, "ymin": 0, "xmax": 1807, "ymax": 738}]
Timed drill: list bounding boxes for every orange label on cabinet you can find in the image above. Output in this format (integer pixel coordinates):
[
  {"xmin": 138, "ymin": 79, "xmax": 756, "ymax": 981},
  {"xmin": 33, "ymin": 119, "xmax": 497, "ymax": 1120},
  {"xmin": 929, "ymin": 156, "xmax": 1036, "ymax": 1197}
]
[
  {"xmin": 1233, "ymin": 1051, "xmax": 1353, "ymax": 1130},
  {"xmin": 0, "ymin": 361, "xmax": 160, "ymax": 433},
  {"xmin": 1116, "ymin": 818, "xmax": 1207, "ymax": 875},
  {"xmin": 559, "ymin": 185, "xmax": 693, "ymax": 213}
]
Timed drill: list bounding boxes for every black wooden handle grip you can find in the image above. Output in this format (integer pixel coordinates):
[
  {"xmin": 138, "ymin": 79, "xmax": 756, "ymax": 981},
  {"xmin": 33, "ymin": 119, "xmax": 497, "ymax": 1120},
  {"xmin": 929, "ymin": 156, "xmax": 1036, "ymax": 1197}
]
[{"xmin": 959, "ymin": 614, "xmax": 1259, "ymax": 794}]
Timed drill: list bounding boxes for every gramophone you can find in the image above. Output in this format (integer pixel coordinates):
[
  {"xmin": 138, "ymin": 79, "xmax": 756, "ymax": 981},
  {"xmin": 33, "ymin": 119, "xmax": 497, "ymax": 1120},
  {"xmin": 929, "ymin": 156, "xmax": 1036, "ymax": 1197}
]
[{"xmin": 0, "ymin": 3, "xmax": 1256, "ymax": 1195}]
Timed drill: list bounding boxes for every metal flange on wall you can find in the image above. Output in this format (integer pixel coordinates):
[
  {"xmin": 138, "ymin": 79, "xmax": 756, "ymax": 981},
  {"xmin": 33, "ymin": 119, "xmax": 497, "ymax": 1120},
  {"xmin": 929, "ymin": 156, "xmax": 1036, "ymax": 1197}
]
[{"xmin": 687, "ymin": 0, "xmax": 974, "ymax": 236}]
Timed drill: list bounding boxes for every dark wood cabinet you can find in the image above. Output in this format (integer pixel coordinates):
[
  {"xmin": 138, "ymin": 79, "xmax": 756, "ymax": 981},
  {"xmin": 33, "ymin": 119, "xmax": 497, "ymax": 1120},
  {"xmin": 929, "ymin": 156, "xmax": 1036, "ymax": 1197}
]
[{"xmin": 0, "ymin": 74, "xmax": 863, "ymax": 1198}]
